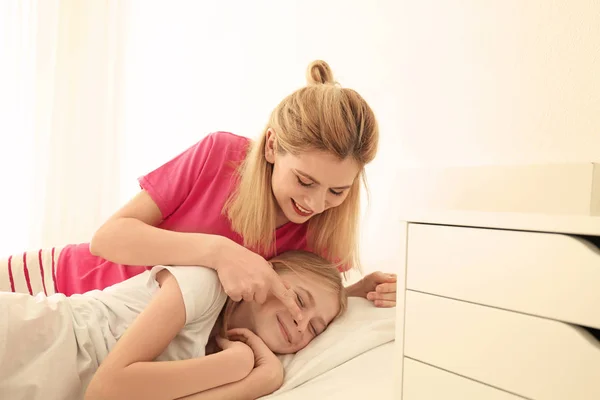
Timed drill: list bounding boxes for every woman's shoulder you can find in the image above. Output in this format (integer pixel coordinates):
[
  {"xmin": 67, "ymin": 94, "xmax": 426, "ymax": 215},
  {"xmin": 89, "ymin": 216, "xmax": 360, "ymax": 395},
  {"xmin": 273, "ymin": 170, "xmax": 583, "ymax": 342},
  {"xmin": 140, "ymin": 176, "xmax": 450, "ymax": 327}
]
[
  {"xmin": 207, "ymin": 131, "xmax": 251, "ymax": 151},
  {"xmin": 193, "ymin": 131, "xmax": 252, "ymax": 168}
]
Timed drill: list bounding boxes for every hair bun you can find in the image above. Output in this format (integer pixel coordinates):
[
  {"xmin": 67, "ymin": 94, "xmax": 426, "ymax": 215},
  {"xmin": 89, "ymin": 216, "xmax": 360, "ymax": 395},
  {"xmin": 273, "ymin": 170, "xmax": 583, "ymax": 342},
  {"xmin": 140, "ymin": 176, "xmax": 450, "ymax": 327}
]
[{"xmin": 306, "ymin": 60, "xmax": 335, "ymax": 85}]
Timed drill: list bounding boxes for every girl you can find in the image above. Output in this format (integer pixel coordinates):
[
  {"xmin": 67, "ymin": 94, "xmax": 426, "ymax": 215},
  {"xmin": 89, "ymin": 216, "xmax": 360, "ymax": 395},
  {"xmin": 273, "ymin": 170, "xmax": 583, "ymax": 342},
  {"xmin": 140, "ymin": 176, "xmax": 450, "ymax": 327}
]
[
  {"xmin": 0, "ymin": 60, "xmax": 396, "ymax": 309},
  {"xmin": 0, "ymin": 251, "xmax": 346, "ymax": 400}
]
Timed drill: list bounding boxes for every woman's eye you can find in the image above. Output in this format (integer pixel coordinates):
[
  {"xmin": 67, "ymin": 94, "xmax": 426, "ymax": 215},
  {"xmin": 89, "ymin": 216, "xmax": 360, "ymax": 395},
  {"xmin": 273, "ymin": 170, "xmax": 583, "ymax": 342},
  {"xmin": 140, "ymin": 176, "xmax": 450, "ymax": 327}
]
[
  {"xmin": 309, "ymin": 324, "xmax": 317, "ymax": 336},
  {"xmin": 329, "ymin": 189, "xmax": 343, "ymax": 196},
  {"xmin": 296, "ymin": 176, "xmax": 313, "ymax": 187}
]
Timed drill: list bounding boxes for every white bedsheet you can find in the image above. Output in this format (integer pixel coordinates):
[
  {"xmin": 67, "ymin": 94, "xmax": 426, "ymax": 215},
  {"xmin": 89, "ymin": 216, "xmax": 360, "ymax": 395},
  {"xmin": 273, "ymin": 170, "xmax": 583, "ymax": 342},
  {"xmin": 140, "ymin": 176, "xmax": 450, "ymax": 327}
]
[
  {"xmin": 262, "ymin": 297, "xmax": 396, "ymax": 398},
  {"xmin": 267, "ymin": 341, "xmax": 395, "ymax": 399}
]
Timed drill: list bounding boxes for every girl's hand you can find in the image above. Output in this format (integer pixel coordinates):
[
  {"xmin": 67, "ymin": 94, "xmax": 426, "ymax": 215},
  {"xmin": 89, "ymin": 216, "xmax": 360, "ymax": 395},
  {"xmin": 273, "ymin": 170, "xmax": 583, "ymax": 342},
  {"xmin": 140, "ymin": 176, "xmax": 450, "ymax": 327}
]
[
  {"xmin": 349, "ymin": 271, "xmax": 397, "ymax": 308},
  {"xmin": 215, "ymin": 336, "xmax": 255, "ymax": 379},
  {"xmin": 227, "ymin": 328, "xmax": 284, "ymax": 392},
  {"xmin": 212, "ymin": 237, "xmax": 302, "ymax": 320},
  {"xmin": 215, "ymin": 335, "xmax": 253, "ymax": 359}
]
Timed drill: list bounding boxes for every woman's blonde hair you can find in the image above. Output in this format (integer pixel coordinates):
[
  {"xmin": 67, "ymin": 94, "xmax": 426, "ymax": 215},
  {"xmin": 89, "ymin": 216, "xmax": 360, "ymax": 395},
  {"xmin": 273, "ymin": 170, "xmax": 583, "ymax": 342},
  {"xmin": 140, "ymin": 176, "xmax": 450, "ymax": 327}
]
[
  {"xmin": 224, "ymin": 60, "xmax": 379, "ymax": 271},
  {"xmin": 220, "ymin": 250, "xmax": 348, "ymax": 337}
]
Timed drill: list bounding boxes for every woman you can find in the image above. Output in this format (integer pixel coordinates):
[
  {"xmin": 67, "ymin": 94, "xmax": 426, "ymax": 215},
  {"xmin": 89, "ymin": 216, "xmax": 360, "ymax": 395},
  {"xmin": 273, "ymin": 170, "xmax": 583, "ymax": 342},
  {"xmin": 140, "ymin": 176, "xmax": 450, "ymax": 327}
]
[
  {"xmin": 0, "ymin": 60, "xmax": 397, "ymax": 311},
  {"xmin": 0, "ymin": 251, "xmax": 346, "ymax": 400}
]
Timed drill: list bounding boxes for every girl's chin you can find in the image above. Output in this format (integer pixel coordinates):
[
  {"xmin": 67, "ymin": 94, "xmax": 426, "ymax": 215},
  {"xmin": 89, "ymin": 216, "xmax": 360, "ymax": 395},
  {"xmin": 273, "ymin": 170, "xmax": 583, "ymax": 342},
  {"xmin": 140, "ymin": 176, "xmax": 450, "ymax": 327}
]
[{"xmin": 274, "ymin": 346, "xmax": 297, "ymax": 355}]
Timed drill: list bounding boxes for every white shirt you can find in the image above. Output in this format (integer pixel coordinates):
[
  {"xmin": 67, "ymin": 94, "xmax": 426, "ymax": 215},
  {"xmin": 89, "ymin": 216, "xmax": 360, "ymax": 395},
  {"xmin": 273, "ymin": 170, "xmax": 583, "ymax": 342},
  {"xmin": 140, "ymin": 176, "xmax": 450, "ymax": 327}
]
[{"xmin": 0, "ymin": 266, "xmax": 227, "ymax": 400}]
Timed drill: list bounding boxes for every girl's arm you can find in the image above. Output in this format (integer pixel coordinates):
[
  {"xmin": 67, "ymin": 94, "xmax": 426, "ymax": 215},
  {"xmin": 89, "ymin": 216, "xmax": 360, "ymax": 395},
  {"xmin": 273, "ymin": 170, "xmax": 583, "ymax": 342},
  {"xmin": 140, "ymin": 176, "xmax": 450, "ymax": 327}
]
[
  {"xmin": 178, "ymin": 328, "xmax": 285, "ymax": 400},
  {"xmin": 84, "ymin": 270, "xmax": 255, "ymax": 400},
  {"xmin": 177, "ymin": 371, "xmax": 273, "ymax": 400},
  {"xmin": 90, "ymin": 190, "xmax": 224, "ymax": 267}
]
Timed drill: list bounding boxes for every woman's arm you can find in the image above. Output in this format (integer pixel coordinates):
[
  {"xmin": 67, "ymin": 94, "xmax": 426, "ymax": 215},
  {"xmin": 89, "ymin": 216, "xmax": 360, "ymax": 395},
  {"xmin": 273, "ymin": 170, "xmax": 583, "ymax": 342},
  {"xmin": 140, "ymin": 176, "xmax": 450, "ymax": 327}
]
[
  {"xmin": 90, "ymin": 190, "xmax": 223, "ymax": 267},
  {"xmin": 84, "ymin": 270, "xmax": 255, "ymax": 400},
  {"xmin": 91, "ymin": 190, "xmax": 303, "ymax": 319},
  {"xmin": 346, "ymin": 271, "xmax": 397, "ymax": 307}
]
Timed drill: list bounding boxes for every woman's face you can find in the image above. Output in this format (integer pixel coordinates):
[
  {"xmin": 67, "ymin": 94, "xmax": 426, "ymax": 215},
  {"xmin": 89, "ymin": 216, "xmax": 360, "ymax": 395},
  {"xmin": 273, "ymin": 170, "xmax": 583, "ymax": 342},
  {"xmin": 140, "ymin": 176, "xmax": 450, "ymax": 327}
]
[
  {"xmin": 264, "ymin": 130, "xmax": 361, "ymax": 227},
  {"xmin": 229, "ymin": 271, "xmax": 341, "ymax": 354}
]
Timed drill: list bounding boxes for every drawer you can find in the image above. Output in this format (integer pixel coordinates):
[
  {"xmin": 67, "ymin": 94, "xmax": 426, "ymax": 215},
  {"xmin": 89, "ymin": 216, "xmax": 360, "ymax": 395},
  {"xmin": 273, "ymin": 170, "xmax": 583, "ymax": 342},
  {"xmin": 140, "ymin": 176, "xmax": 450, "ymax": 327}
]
[
  {"xmin": 404, "ymin": 291, "xmax": 600, "ymax": 400},
  {"xmin": 403, "ymin": 358, "xmax": 525, "ymax": 400},
  {"xmin": 407, "ymin": 223, "xmax": 600, "ymax": 329}
]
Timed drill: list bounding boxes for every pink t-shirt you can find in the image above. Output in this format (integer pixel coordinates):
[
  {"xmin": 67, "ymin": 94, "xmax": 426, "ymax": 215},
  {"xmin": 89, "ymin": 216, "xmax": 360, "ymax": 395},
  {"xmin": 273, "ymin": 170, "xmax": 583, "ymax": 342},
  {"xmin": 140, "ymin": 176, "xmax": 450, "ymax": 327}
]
[{"xmin": 56, "ymin": 132, "xmax": 309, "ymax": 296}]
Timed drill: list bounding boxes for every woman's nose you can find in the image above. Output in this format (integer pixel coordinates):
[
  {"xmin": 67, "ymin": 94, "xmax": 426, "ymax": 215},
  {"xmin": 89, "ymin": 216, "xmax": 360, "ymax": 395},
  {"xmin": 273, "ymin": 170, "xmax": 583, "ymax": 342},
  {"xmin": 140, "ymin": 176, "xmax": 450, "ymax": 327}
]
[{"xmin": 306, "ymin": 191, "xmax": 326, "ymax": 214}]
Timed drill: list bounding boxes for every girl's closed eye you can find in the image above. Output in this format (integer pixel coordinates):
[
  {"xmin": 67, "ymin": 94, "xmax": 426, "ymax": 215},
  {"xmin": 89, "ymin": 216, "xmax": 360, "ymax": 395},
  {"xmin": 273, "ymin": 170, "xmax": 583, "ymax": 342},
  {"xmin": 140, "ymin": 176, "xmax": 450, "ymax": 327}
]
[
  {"xmin": 295, "ymin": 292, "xmax": 317, "ymax": 336},
  {"xmin": 295, "ymin": 292, "xmax": 304, "ymax": 307},
  {"xmin": 329, "ymin": 189, "xmax": 343, "ymax": 196}
]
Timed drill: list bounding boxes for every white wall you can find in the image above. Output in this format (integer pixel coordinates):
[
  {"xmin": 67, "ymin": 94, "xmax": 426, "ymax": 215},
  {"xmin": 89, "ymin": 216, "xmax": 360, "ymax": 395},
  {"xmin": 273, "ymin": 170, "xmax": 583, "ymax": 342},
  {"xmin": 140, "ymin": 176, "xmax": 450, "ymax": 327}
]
[
  {"xmin": 359, "ymin": 0, "xmax": 600, "ymax": 273},
  {"xmin": 394, "ymin": 0, "xmax": 600, "ymax": 168}
]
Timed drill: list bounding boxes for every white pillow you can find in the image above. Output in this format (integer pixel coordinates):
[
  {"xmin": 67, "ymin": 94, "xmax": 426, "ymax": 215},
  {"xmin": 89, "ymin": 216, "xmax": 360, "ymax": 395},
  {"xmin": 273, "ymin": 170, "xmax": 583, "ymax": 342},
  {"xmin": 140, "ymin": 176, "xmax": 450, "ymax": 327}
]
[{"xmin": 264, "ymin": 297, "xmax": 396, "ymax": 396}]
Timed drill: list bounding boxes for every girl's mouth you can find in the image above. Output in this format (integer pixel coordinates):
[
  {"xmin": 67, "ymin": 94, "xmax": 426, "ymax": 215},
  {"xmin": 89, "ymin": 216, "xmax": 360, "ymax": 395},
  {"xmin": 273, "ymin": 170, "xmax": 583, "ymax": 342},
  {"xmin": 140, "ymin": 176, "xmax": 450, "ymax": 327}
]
[{"xmin": 277, "ymin": 315, "xmax": 292, "ymax": 344}]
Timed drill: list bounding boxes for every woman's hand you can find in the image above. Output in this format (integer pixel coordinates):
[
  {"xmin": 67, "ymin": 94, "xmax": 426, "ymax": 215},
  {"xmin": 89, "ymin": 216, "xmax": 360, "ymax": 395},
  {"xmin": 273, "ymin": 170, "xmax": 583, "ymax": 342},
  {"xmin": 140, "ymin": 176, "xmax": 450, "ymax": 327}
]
[
  {"xmin": 212, "ymin": 237, "xmax": 302, "ymax": 320},
  {"xmin": 348, "ymin": 271, "xmax": 397, "ymax": 308},
  {"xmin": 226, "ymin": 328, "xmax": 284, "ymax": 394}
]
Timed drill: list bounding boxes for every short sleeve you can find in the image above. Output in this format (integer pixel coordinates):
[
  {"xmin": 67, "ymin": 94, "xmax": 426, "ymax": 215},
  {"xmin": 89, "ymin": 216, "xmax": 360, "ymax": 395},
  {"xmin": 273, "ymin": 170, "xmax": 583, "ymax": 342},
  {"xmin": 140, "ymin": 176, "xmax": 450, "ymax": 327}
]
[
  {"xmin": 138, "ymin": 133, "xmax": 216, "ymax": 220},
  {"xmin": 149, "ymin": 266, "xmax": 227, "ymax": 325}
]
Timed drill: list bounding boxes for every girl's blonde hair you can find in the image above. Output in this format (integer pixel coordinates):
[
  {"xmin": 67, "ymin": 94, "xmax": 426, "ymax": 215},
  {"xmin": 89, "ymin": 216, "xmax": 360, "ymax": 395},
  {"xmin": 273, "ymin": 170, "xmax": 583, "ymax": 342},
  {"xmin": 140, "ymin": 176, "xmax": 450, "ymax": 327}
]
[
  {"xmin": 224, "ymin": 60, "xmax": 379, "ymax": 271},
  {"xmin": 220, "ymin": 250, "xmax": 347, "ymax": 337}
]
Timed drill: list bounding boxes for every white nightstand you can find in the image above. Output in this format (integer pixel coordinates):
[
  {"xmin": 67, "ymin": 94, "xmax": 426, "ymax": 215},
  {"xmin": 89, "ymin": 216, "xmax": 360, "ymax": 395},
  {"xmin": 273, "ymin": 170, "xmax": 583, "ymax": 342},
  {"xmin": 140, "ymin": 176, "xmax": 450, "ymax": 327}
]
[{"xmin": 393, "ymin": 164, "xmax": 600, "ymax": 399}]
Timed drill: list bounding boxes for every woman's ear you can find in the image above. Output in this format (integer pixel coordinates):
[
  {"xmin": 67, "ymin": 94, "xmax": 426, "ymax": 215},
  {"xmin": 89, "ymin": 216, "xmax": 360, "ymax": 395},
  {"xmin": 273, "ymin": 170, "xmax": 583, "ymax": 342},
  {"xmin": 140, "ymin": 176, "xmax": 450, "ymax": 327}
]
[{"xmin": 264, "ymin": 129, "xmax": 277, "ymax": 164}]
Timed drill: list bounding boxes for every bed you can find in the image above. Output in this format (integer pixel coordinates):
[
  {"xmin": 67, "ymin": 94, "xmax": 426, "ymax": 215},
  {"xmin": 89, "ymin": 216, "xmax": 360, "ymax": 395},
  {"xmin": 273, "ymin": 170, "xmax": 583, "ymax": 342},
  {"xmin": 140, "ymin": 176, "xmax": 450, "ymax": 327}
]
[{"xmin": 268, "ymin": 342, "xmax": 395, "ymax": 399}]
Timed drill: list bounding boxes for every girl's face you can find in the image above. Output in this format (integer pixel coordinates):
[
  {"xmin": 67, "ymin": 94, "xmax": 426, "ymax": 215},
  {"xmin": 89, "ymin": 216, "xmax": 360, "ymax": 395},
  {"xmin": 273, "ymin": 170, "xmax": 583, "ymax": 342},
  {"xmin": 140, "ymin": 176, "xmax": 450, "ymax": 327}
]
[
  {"xmin": 264, "ymin": 130, "xmax": 361, "ymax": 227},
  {"xmin": 229, "ymin": 271, "xmax": 341, "ymax": 354}
]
